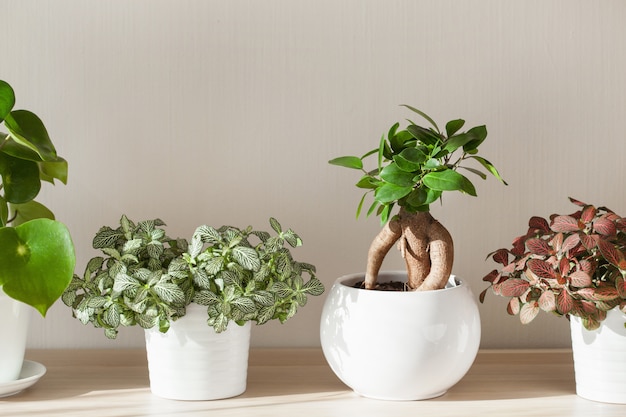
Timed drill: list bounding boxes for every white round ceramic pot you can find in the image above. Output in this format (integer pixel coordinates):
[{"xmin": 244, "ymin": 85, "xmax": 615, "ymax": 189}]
[
  {"xmin": 320, "ymin": 271, "xmax": 481, "ymax": 401},
  {"xmin": 570, "ymin": 307, "xmax": 626, "ymax": 404},
  {"xmin": 0, "ymin": 290, "xmax": 31, "ymax": 383},
  {"xmin": 144, "ymin": 304, "xmax": 251, "ymax": 401}
]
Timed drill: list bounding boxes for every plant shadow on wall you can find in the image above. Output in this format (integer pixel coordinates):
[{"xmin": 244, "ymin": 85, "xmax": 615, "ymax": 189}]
[{"xmin": 320, "ymin": 106, "xmax": 506, "ymax": 401}]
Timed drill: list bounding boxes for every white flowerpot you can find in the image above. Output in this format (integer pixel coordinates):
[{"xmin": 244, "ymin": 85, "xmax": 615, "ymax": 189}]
[
  {"xmin": 320, "ymin": 271, "xmax": 481, "ymax": 401},
  {"xmin": 0, "ymin": 289, "xmax": 31, "ymax": 383},
  {"xmin": 570, "ymin": 307, "xmax": 626, "ymax": 404},
  {"xmin": 144, "ymin": 304, "xmax": 251, "ymax": 400}
]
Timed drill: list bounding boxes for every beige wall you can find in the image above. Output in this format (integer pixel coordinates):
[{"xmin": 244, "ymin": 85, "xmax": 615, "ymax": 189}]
[{"xmin": 3, "ymin": 0, "xmax": 625, "ymax": 349}]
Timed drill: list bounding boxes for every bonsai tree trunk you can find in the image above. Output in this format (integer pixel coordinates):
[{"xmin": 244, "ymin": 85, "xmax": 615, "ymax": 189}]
[{"xmin": 364, "ymin": 208, "xmax": 453, "ymax": 291}]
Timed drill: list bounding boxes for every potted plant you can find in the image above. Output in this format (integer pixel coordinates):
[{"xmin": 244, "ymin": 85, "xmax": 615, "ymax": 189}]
[
  {"xmin": 63, "ymin": 215, "xmax": 324, "ymax": 400},
  {"xmin": 481, "ymin": 197, "xmax": 626, "ymax": 403},
  {"xmin": 0, "ymin": 79, "xmax": 75, "ymax": 385},
  {"xmin": 320, "ymin": 105, "xmax": 506, "ymax": 400}
]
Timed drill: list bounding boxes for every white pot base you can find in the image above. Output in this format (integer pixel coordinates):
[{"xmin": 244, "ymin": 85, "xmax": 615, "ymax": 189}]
[
  {"xmin": 320, "ymin": 271, "xmax": 481, "ymax": 401},
  {"xmin": 145, "ymin": 304, "xmax": 251, "ymax": 401}
]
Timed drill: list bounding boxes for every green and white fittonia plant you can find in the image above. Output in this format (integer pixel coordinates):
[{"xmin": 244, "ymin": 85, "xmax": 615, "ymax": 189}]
[{"xmin": 63, "ymin": 216, "xmax": 324, "ymax": 338}]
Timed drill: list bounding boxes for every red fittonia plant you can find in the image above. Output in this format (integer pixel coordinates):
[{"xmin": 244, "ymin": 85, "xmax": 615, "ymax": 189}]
[{"xmin": 481, "ymin": 198, "xmax": 626, "ymax": 330}]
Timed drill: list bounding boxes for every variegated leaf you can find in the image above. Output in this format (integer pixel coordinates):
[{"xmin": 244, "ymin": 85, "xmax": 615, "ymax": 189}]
[
  {"xmin": 550, "ymin": 215, "xmax": 581, "ymax": 233},
  {"xmin": 538, "ymin": 291, "xmax": 556, "ymax": 312},
  {"xmin": 520, "ymin": 302, "xmax": 540, "ymax": 324},
  {"xmin": 556, "ymin": 291, "xmax": 573, "ymax": 314},
  {"xmin": 527, "ymin": 259, "xmax": 556, "ymax": 279}
]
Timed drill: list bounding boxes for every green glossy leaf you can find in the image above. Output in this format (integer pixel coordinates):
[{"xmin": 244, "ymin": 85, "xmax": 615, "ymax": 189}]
[
  {"xmin": 401, "ymin": 105, "xmax": 440, "ymax": 132},
  {"xmin": 470, "ymin": 156, "xmax": 507, "ymax": 184},
  {"xmin": 4, "ymin": 110, "xmax": 57, "ymax": 161},
  {"xmin": 355, "ymin": 175, "xmax": 378, "ymax": 189},
  {"xmin": 0, "ymin": 152, "xmax": 41, "ymax": 204},
  {"xmin": 422, "ymin": 169, "xmax": 477, "ymax": 196},
  {"xmin": 380, "ymin": 163, "xmax": 416, "ymax": 187},
  {"xmin": 0, "ymin": 136, "xmax": 43, "ymax": 162},
  {"xmin": 406, "ymin": 125, "xmax": 440, "ymax": 146},
  {"xmin": 393, "ymin": 147, "xmax": 427, "ymax": 172},
  {"xmin": 328, "ymin": 156, "xmax": 362, "ymax": 170},
  {"xmin": 443, "ymin": 133, "xmax": 474, "ymax": 153},
  {"xmin": 0, "ymin": 80, "xmax": 15, "ymax": 121},
  {"xmin": 374, "ymin": 182, "xmax": 413, "ymax": 204},
  {"xmin": 389, "ymin": 129, "xmax": 414, "ymax": 153},
  {"xmin": 0, "ymin": 196, "xmax": 7, "ymax": 226},
  {"xmin": 445, "ymin": 119, "xmax": 465, "ymax": 137},
  {"xmin": 8, "ymin": 200, "xmax": 55, "ymax": 226},
  {"xmin": 463, "ymin": 125, "xmax": 488, "ymax": 152},
  {"xmin": 39, "ymin": 157, "xmax": 68, "ymax": 184},
  {"xmin": 0, "ymin": 219, "xmax": 75, "ymax": 316},
  {"xmin": 405, "ymin": 187, "xmax": 441, "ymax": 209},
  {"xmin": 459, "ymin": 165, "xmax": 487, "ymax": 180}
]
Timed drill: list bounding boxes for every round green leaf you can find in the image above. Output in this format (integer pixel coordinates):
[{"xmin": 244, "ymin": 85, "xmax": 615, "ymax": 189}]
[
  {"xmin": 8, "ymin": 200, "xmax": 55, "ymax": 226},
  {"xmin": 0, "ymin": 219, "xmax": 75, "ymax": 316}
]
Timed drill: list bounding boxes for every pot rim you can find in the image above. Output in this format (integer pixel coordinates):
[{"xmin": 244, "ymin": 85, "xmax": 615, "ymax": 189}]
[{"xmin": 334, "ymin": 270, "xmax": 465, "ymax": 294}]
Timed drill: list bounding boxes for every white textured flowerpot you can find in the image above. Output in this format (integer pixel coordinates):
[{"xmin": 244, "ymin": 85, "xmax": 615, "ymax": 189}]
[
  {"xmin": 144, "ymin": 304, "xmax": 251, "ymax": 400},
  {"xmin": 320, "ymin": 271, "xmax": 481, "ymax": 401},
  {"xmin": 570, "ymin": 308, "xmax": 626, "ymax": 404},
  {"xmin": 0, "ymin": 289, "xmax": 31, "ymax": 383}
]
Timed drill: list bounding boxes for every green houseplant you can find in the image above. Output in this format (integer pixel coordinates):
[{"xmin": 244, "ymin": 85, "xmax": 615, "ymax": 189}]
[
  {"xmin": 63, "ymin": 215, "xmax": 323, "ymax": 399},
  {"xmin": 481, "ymin": 197, "xmax": 626, "ymax": 403},
  {"xmin": 320, "ymin": 106, "xmax": 505, "ymax": 400},
  {"xmin": 328, "ymin": 105, "xmax": 506, "ymax": 291},
  {"xmin": 0, "ymin": 79, "xmax": 75, "ymax": 385},
  {"xmin": 0, "ymin": 79, "xmax": 75, "ymax": 315}
]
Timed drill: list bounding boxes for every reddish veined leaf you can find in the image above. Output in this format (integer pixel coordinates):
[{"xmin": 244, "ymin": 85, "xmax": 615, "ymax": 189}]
[
  {"xmin": 526, "ymin": 238, "xmax": 552, "ymax": 256},
  {"xmin": 617, "ymin": 276, "xmax": 626, "ymax": 299},
  {"xmin": 569, "ymin": 197, "xmax": 587, "ymax": 207},
  {"xmin": 580, "ymin": 300, "xmax": 597, "ymax": 314},
  {"xmin": 561, "ymin": 233, "xmax": 580, "ymax": 253},
  {"xmin": 616, "ymin": 218, "xmax": 626, "ymax": 232},
  {"xmin": 499, "ymin": 278, "xmax": 530, "ymax": 297},
  {"xmin": 551, "ymin": 215, "xmax": 582, "ymax": 233},
  {"xmin": 580, "ymin": 205, "xmax": 597, "ymax": 224},
  {"xmin": 511, "ymin": 235, "xmax": 527, "ymax": 256},
  {"xmin": 479, "ymin": 288, "xmax": 488, "ymax": 303},
  {"xmin": 551, "ymin": 233, "xmax": 564, "ymax": 253},
  {"xmin": 568, "ymin": 270, "xmax": 592, "ymax": 288},
  {"xmin": 520, "ymin": 301, "xmax": 540, "ymax": 324},
  {"xmin": 577, "ymin": 287, "xmax": 620, "ymax": 301},
  {"xmin": 527, "ymin": 259, "xmax": 556, "ymax": 279},
  {"xmin": 593, "ymin": 217, "xmax": 617, "ymax": 236},
  {"xmin": 559, "ymin": 257, "xmax": 571, "ymax": 275},
  {"xmin": 597, "ymin": 239, "xmax": 624, "ymax": 268},
  {"xmin": 507, "ymin": 298, "xmax": 521, "ymax": 315},
  {"xmin": 580, "ymin": 234, "xmax": 599, "ymax": 250},
  {"xmin": 492, "ymin": 249, "xmax": 509, "ymax": 265},
  {"xmin": 482, "ymin": 270, "xmax": 500, "ymax": 283},
  {"xmin": 529, "ymin": 216, "xmax": 550, "ymax": 233},
  {"xmin": 557, "ymin": 291, "xmax": 574, "ymax": 314},
  {"xmin": 538, "ymin": 291, "xmax": 556, "ymax": 312},
  {"xmin": 578, "ymin": 259, "xmax": 596, "ymax": 276},
  {"xmin": 501, "ymin": 263, "xmax": 516, "ymax": 274}
]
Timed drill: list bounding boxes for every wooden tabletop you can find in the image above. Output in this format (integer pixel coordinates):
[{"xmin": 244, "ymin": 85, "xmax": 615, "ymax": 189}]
[{"xmin": 1, "ymin": 349, "xmax": 624, "ymax": 416}]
